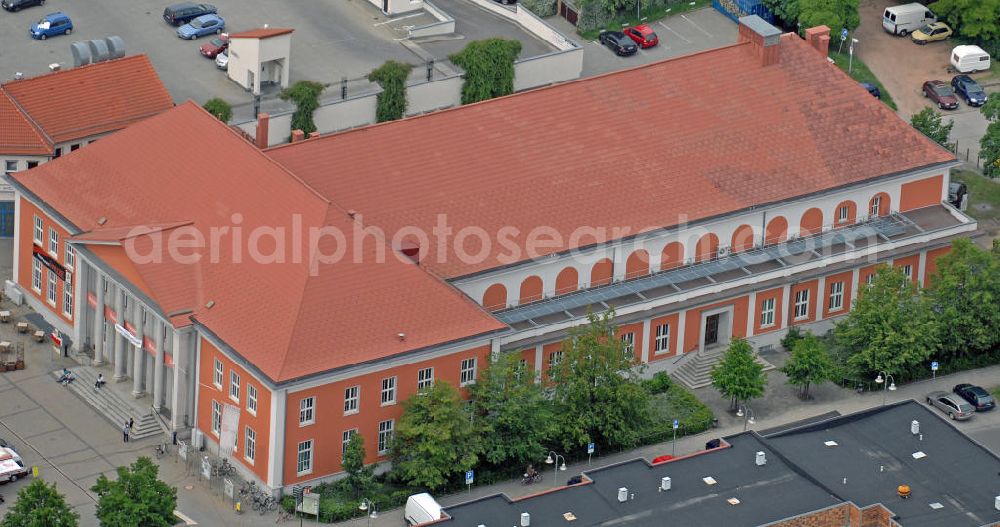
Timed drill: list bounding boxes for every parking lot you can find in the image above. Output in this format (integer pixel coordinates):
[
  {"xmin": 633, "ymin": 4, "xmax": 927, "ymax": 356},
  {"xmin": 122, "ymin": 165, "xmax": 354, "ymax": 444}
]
[{"xmin": 0, "ymin": 0, "xmax": 557, "ymax": 106}]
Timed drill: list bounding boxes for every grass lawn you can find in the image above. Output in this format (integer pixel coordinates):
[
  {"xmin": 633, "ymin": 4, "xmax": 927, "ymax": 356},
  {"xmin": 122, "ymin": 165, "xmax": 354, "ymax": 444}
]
[
  {"xmin": 578, "ymin": 0, "xmax": 712, "ymax": 40},
  {"xmin": 951, "ymin": 169, "xmax": 1000, "ymax": 221},
  {"xmin": 828, "ymin": 49, "xmax": 898, "ymax": 111}
]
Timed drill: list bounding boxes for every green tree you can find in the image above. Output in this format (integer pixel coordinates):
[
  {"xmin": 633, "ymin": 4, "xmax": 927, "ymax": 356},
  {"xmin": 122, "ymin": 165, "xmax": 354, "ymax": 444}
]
[
  {"xmin": 780, "ymin": 332, "xmax": 837, "ymax": 398},
  {"xmin": 925, "ymin": 239, "xmax": 1000, "ymax": 359},
  {"xmin": 550, "ymin": 310, "xmax": 651, "ymax": 452},
  {"xmin": 449, "ymin": 39, "xmax": 522, "ymax": 105},
  {"xmin": 368, "ymin": 61, "xmax": 413, "ymax": 123},
  {"xmin": 470, "ymin": 353, "xmax": 553, "ymax": 467},
  {"xmin": 710, "ymin": 338, "xmax": 767, "ymax": 410},
  {"xmin": 280, "ymin": 80, "xmax": 325, "ymax": 137},
  {"xmin": 980, "ymin": 98, "xmax": 1000, "ymax": 177},
  {"xmin": 1, "ymin": 479, "xmax": 78, "ymax": 527},
  {"xmin": 392, "ymin": 381, "xmax": 479, "ymax": 491},
  {"xmin": 760, "ymin": 0, "xmax": 800, "ymax": 29},
  {"xmin": 798, "ymin": 0, "xmax": 860, "ymax": 32},
  {"xmin": 910, "ymin": 107, "xmax": 954, "ymax": 146},
  {"xmin": 91, "ymin": 457, "xmax": 177, "ymax": 527},
  {"xmin": 202, "ymin": 98, "xmax": 232, "ymax": 123},
  {"xmin": 928, "ymin": 0, "xmax": 1000, "ymax": 42},
  {"xmin": 834, "ymin": 265, "xmax": 939, "ymax": 379},
  {"xmin": 341, "ymin": 433, "xmax": 374, "ymax": 497}
]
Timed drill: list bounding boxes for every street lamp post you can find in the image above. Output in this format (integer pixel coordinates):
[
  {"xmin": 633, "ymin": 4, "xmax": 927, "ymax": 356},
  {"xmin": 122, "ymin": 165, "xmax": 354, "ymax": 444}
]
[
  {"xmin": 359, "ymin": 498, "xmax": 378, "ymax": 527},
  {"xmin": 874, "ymin": 371, "xmax": 896, "ymax": 406},
  {"xmin": 545, "ymin": 451, "xmax": 567, "ymax": 484},
  {"xmin": 737, "ymin": 404, "xmax": 756, "ymax": 432},
  {"xmin": 849, "ymin": 38, "xmax": 859, "ymax": 74}
]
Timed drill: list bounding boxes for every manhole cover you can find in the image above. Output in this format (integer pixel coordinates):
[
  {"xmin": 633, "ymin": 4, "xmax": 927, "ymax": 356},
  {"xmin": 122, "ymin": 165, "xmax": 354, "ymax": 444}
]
[{"xmin": 973, "ymin": 203, "xmax": 994, "ymax": 212}]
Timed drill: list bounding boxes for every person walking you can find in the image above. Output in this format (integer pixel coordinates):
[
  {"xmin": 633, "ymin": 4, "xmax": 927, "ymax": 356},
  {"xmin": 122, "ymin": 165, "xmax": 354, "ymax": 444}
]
[
  {"xmin": 128, "ymin": 417, "xmax": 134, "ymax": 431},
  {"xmin": 122, "ymin": 421, "xmax": 130, "ymax": 443}
]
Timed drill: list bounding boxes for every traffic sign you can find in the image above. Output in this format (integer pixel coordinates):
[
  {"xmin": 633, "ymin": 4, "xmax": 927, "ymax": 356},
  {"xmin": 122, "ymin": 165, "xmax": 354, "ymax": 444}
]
[
  {"xmin": 840, "ymin": 28, "xmax": 848, "ymax": 41},
  {"xmin": 931, "ymin": 361, "xmax": 939, "ymax": 371},
  {"xmin": 465, "ymin": 470, "xmax": 474, "ymax": 485},
  {"xmin": 672, "ymin": 419, "xmax": 679, "ymax": 430},
  {"xmin": 587, "ymin": 443, "xmax": 595, "ymax": 454}
]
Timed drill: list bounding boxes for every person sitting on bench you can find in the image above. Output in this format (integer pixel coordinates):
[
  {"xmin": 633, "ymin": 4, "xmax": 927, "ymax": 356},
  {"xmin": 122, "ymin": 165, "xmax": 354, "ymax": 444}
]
[
  {"xmin": 58, "ymin": 368, "xmax": 75, "ymax": 385},
  {"xmin": 94, "ymin": 373, "xmax": 106, "ymax": 390}
]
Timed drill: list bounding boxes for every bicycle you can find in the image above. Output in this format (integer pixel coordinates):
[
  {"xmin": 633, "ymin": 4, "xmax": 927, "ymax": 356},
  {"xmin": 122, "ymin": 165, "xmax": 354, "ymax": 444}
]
[
  {"xmin": 276, "ymin": 508, "xmax": 294, "ymax": 523},
  {"xmin": 521, "ymin": 472, "xmax": 543, "ymax": 485},
  {"xmin": 153, "ymin": 442, "xmax": 168, "ymax": 459}
]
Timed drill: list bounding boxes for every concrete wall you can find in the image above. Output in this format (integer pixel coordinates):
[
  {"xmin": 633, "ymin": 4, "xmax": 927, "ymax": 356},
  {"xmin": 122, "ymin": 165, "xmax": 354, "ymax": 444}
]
[
  {"xmin": 467, "ymin": 0, "xmax": 578, "ymax": 51},
  {"xmin": 409, "ymin": 0, "xmax": 455, "ymax": 38},
  {"xmin": 313, "ymin": 92, "xmax": 379, "ymax": 135},
  {"xmin": 406, "ymin": 74, "xmax": 463, "ymax": 115},
  {"xmin": 514, "ymin": 48, "xmax": 584, "ymax": 92},
  {"xmin": 365, "ymin": 0, "xmax": 424, "ymax": 15},
  {"xmin": 227, "ymin": 39, "xmax": 260, "ymax": 93}
]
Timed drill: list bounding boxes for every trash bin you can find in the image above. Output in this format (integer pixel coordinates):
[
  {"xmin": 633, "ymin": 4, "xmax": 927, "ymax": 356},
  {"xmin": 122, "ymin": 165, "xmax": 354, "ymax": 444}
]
[{"xmin": 712, "ymin": 417, "xmax": 719, "ymax": 428}]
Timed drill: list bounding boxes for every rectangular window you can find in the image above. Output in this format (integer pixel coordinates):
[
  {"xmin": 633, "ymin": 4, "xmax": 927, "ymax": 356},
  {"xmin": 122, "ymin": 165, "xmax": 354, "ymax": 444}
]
[
  {"xmin": 548, "ymin": 351, "xmax": 563, "ymax": 369},
  {"xmin": 377, "ymin": 420, "xmax": 394, "ymax": 454},
  {"xmin": 213, "ymin": 359, "xmax": 223, "ymax": 388},
  {"xmin": 26, "ymin": 161, "xmax": 38, "ymax": 169},
  {"xmin": 417, "ymin": 367, "xmax": 434, "ymax": 390},
  {"xmin": 31, "ymin": 259, "xmax": 42, "ymax": 293},
  {"xmin": 48, "ymin": 228, "xmax": 58, "ymax": 256},
  {"xmin": 62, "ymin": 270, "xmax": 73, "ymax": 316},
  {"xmin": 244, "ymin": 427, "xmax": 256, "ymax": 464},
  {"xmin": 4, "ymin": 160, "xmax": 16, "ymax": 174},
  {"xmin": 381, "ymin": 376, "xmax": 396, "ymax": 405},
  {"xmin": 297, "ymin": 440, "xmax": 313, "ymax": 475},
  {"xmin": 828, "ymin": 281, "xmax": 844, "ymax": 311},
  {"xmin": 794, "ymin": 289, "xmax": 810, "ymax": 320},
  {"xmin": 229, "ymin": 371, "xmax": 240, "ymax": 402},
  {"xmin": 344, "ymin": 386, "xmax": 359, "ymax": 415},
  {"xmin": 460, "ymin": 358, "xmax": 477, "ymax": 386},
  {"xmin": 654, "ymin": 323, "xmax": 671, "ymax": 353},
  {"xmin": 54, "ymin": 147, "xmax": 61, "ymax": 158},
  {"xmin": 33, "ymin": 216, "xmax": 42, "ymax": 244},
  {"xmin": 46, "ymin": 270, "xmax": 57, "ymax": 305},
  {"xmin": 838, "ymin": 205, "xmax": 850, "ymax": 223},
  {"xmin": 870, "ymin": 196, "xmax": 881, "ymax": 217},
  {"xmin": 246, "ymin": 384, "xmax": 257, "ymax": 415},
  {"xmin": 902, "ymin": 265, "xmax": 912, "ymax": 280},
  {"xmin": 620, "ymin": 332, "xmax": 635, "ymax": 359},
  {"xmin": 760, "ymin": 298, "xmax": 776, "ymax": 327},
  {"xmin": 866, "ymin": 272, "xmax": 877, "ymax": 286},
  {"xmin": 64, "ymin": 243, "xmax": 75, "ymax": 270},
  {"xmin": 70, "ymin": 144, "xmax": 80, "ymax": 152},
  {"xmin": 211, "ymin": 400, "xmax": 222, "ymax": 436},
  {"xmin": 299, "ymin": 396, "xmax": 315, "ymax": 426},
  {"xmin": 342, "ymin": 429, "xmax": 357, "ymax": 455}
]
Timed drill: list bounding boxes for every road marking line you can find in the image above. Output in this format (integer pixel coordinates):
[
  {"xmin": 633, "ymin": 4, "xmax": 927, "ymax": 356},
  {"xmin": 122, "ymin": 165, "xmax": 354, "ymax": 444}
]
[
  {"xmin": 373, "ymin": 13, "xmax": 423, "ymax": 26},
  {"xmin": 173, "ymin": 510, "xmax": 197, "ymax": 525},
  {"xmin": 658, "ymin": 21, "xmax": 691, "ymax": 43},
  {"xmin": 681, "ymin": 14, "xmax": 713, "ymax": 37}
]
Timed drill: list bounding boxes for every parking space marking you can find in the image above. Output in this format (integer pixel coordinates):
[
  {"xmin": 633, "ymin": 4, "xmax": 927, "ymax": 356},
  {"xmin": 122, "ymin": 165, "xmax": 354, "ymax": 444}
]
[
  {"xmin": 658, "ymin": 21, "xmax": 692, "ymax": 43},
  {"xmin": 373, "ymin": 13, "xmax": 423, "ymax": 26},
  {"xmin": 174, "ymin": 510, "xmax": 198, "ymax": 525},
  {"xmin": 681, "ymin": 14, "xmax": 713, "ymax": 38}
]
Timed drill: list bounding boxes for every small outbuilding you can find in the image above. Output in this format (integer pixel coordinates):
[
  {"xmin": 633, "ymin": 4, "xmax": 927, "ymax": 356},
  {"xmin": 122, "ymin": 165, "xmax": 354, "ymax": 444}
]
[{"xmin": 226, "ymin": 27, "xmax": 293, "ymax": 95}]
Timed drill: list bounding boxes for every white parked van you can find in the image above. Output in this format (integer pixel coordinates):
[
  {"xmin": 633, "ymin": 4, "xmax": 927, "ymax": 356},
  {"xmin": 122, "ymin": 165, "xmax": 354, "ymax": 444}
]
[
  {"xmin": 405, "ymin": 493, "xmax": 443, "ymax": 526},
  {"xmin": 951, "ymin": 45, "xmax": 991, "ymax": 73},
  {"xmin": 882, "ymin": 3, "xmax": 936, "ymax": 36},
  {"xmin": 0, "ymin": 447, "xmax": 28, "ymax": 483}
]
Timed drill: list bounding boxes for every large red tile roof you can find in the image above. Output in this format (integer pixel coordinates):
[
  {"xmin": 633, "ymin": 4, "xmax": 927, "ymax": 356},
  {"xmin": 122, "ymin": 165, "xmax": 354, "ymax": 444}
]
[
  {"xmin": 2, "ymin": 55, "xmax": 173, "ymax": 145},
  {"xmin": 266, "ymin": 35, "xmax": 955, "ymax": 279},
  {"xmin": 0, "ymin": 92, "xmax": 51, "ymax": 155},
  {"xmin": 10, "ymin": 102, "xmax": 504, "ymax": 383}
]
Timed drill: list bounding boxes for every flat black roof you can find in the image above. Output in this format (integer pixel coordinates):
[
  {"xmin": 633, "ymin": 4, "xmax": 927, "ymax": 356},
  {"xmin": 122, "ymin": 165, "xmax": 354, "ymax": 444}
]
[{"xmin": 440, "ymin": 401, "xmax": 1000, "ymax": 527}]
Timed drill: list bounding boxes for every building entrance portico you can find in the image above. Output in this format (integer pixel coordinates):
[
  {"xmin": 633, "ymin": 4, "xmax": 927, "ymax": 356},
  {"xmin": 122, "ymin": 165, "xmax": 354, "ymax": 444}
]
[{"xmin": 699, "ymin": 307, "xmax": 732, "ymax": 352}]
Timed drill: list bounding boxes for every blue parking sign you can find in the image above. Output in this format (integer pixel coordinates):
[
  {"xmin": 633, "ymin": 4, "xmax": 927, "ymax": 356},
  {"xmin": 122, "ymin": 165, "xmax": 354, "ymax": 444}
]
[
  {"xmin": 672, "ymin": 419, "xmax": 679, "ymax": 430},
  {"xmin": 465, "ymin": 470, "xmax": 474, "ymax": 485},
  {"xmin": 840, "ymin": 28, "xmax": 848, "ymax": 40},
  {"xmin": 931, "ymin": 361, "xmax": 939, "ymax": 371},
  {"xmin": 587, "ymin": 442, "xmax": 595, "ymax": 454}
]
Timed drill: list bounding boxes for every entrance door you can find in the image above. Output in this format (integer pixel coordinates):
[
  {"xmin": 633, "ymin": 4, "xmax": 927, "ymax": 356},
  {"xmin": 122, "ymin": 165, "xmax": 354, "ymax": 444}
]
[
  {"xmin": 383, "ymin": 0, "xmax": 389, "ymax": 13},
  {"xmin": 704, "ymin": 314, "xmax": 720, "ymax": 346}
]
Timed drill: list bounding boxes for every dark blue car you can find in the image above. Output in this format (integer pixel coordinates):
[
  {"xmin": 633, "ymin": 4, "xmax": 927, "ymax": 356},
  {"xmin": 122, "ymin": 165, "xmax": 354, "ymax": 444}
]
[
  {"xmin": 30, "ymin": 11, "xmax": 72, "ymax": 40},
  {"xmin": 951, "ymin": 75, "xmax": 988, "ymax": 106}
]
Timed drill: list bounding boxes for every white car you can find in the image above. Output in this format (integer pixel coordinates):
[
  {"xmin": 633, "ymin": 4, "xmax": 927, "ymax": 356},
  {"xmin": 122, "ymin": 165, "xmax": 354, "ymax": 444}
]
[
  {"xmin": 0, "ymin": 447, "xmax": 28, "ymax": 483},
  {"xmin": 215, "ymin": 51, "xmax": 228, "ymax": 70}
]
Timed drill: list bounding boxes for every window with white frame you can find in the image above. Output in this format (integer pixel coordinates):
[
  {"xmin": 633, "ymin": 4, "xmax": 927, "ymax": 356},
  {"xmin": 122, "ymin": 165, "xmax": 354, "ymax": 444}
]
[
  {"xmin": 229, "ymin": 371, "xmax": 240, "ymax": 402},
  {"xmin": 377, "ymin": 420, "xmax": 394, "ymax": 454},
  {"xmin": 244, "ymin": 426, "xmax": 256, "ymax": 464},
  {"xmin": 211, "ymin": 400, "xmax": 221, "ymax": 436},
  {"xmin": 828, "ymin": 281, "xmax": 844, "ymax": 311},
  {"xmin": 381, "ymin": 376, "xmax": 396, "ymax": 405},
  {"xmin": 33, "ymin": 216, "xmax": 42, "ymax": 244},
  {"xmin": 4, "ymin": 160, "xmax": 16, "ymax": 174},
  {"xmin": 342, "ymin": 429, "xmax": 357, "ymax": 455},
  {"xmin": 793, "ymin": 289, "xmax": 810, "ymax": 320},
  {"xmin": 760, "ymin": 298, "xmax": 776, "ymax": 327},
  {"xmin": 866, "ymin": 272, "xmax": 877, "ymax": 286},
  {"xmin": 299, "ymin": 396, "xmax": 315, "ymax": 425},
  {"xmin": 902, "ymin": 265, "xmax": 912, "ymax": 280},
  {"xmin": 344, "ymin": 386, "xmax": 359, "ymax": 414},
  {"xmin": 246, "ymin": 384, "xmax": 257, "ymax": 415},
  {"xmin": 548, "ymin": 351, "xmax": 563, "ymax": 369},
  {"xmin": 417, "ymin": 367, "xmax": 434, "ymax": 390},
  {"xmin": 838, "ymin": 205, "xmax": 850, "ymax": 223},
  {"xmin": 213, "ymin": 359, "xmax": 223, "ymax": 388},
  {"xmin": 297, "ymin": 440, "xmax": 313, "ymax": 475},
  {"xmin": 62, "ymin": 271, "xmax": 73, "ymax": 316},
  {"xmin": 654, "ymin": 323, "xmax": 670, "ymax": 354},
  {"xmin": 64, "ymin": 242, "xmax": 75, "ymax": 270},
  {"xmin": 31, "ymin": 259, "xmax": 41, "ymax": 293},
  {"xmin": 869, "ymin": 196, "xmax": 881, "ymax": 217},
  {"xmin": 621, "ymin": 332, "xmax": 635, "ymax": 359},
  {"xmin": 460, "ymin": 358, "xmax": 477, "ymax": 386},
  {"xmin": 46, "ymin": 270, "xmax": 57, "ymax": 305},
  {"xmin": 48, "ymin": 228, "xmax": 58, "ymax": 256}
]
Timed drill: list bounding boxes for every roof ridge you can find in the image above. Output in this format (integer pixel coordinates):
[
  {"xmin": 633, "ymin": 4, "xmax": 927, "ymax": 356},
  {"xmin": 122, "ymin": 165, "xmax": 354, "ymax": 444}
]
[{"xmin": 0, "ymin": 54, "xmax": 147, "ymax": 89}]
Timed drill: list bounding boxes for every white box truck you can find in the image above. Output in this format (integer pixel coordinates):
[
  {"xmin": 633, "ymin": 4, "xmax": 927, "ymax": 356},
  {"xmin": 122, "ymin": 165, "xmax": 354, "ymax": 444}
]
[
  {"xmin": 405, "ymin": 493, "xmax": 443, "ymax": 526},
  {"xmin": 0, "ymin": 447, "xmax": 28, "ymax": 483},
  {"xmin": 951, "ymin": 45, "xmax": 991, "ymax": 73},
  {"xmin": 882, "ymin": 3, "xmax": 936, "ymax": 36}
]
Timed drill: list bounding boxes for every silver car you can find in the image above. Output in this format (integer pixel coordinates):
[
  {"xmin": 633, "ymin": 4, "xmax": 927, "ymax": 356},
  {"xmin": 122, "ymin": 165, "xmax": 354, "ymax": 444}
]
[
  {"xmin": 926, "ymin": 391, "xmax": 975, "ymax": 420},
  {"xmin": 215, "ymin": 51, "xmax": 228, "ymax": 70}
]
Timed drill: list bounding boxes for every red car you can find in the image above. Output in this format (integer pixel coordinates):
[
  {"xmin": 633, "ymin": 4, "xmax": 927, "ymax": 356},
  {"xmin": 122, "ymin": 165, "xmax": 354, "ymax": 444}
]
[
  {"xmin": 921, "ymin": 80, "xmax": 959, "ymax": 110},
  {"xmin": 199, "ymin": 35, "xmax": 228, "ymax": 58},
  {"xmin": 623, "ymin": 24, "xmax": 659, "ymax": 48}
]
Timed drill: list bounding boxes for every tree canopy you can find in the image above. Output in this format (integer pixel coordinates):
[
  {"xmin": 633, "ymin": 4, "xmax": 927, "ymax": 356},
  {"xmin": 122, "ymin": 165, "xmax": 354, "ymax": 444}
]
[
  {"xmin": 711, "ymin": 338, "xmax": 767, "ymax": 409},
  {"xmin": 1, "ymin": 479, "xmax": 78, "ymax": 527},
  {"xmin": 910, "ymin": 107, "xmax": 954, "ymax": 146},
  {"xmin": 91, "ymin": 457, "xmax": 177, "ymax": 527},
  {"xmin": 780, "ymin": 332, "xmax": 837, "ymax": 397},
  {"xmin": 368, "ymin": 61, "xmax": 413, "ymax": 123},
  {"xmin": 980, "ymin": 98, "xmax": 1000, "ymax": 177},
  {"xmin": 449, "ymin": 39, "xmax": 521, "ymax": 105},
  {"xmin": 280, "ymin": 80, "xmax": 325, "ymax": 137},
  {"xmin": 925, "ymin": 239, "xmax": 1000, "ymax": 358},
  {"xmin": 928, "ymin": 0, "xmax": 1000, "ymax": 42}
]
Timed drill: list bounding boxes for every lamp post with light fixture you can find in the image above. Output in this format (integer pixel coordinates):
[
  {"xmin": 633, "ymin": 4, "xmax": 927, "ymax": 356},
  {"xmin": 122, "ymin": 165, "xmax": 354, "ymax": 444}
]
[
  {"xmin": 359, "ymin": 498, "xmax": 377, "ymax": 527},
  {"xmin": 875, "ymin": 371, "xmax": 896, "ymax": 406},
  {"xmin": 737, "ymin": 404, "xmax": 756, "ymax": 432},
  {"xmin": 849, "ymin": 38, "xmax": 859, "ymax": 74},
  {"xmin": 545, "ymin": 451, "xmax": 567, "ymax": 484}
]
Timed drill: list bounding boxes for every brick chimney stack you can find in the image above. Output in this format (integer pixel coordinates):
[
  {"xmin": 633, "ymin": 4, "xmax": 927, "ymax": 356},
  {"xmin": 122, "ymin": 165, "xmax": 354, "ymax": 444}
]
[
  {"xmin": 291, "ymin": 129, "xmax": 305, "ymax": 143},
  {"xmin": 738, "ymin": 15, "xmax": 782, "ymax": 66},
  {"xmin": 804, "ymin": 26, "xmax": 831, "ymax": 57},
  {"xmin": 255, "ymin": 113, "xmax": 269, "ymax": 149}
]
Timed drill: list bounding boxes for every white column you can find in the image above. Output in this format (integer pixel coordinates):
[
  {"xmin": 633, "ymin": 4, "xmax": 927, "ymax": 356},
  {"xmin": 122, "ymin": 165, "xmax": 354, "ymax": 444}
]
[
  {"xmin": 746, "ymin": 290, "xmax": 757, "ymax": 337},
  {"xmin": 266, "ymin": 389, "xmax": 286, "ymax": 491},
  {"xmin": 815, "ymin": 276, "xmax": 826, "ymax": 321},
  {"xmin": 132, "ymin": 305, "xmax": 145, "ymax": 397},
  {"xmin": 640, "ymin": 319, "xmax": 651, "ymax": 364},
  {"xmin": 171, "ymin": 329, "xmax": 188, "ymax": 430},
  {"xmin": 611, "ymin": 247, "xmax": 626, "ymax": 282},
  {"xmin": 153, "ymin": 320, "xmax": 165, "ymax": 410},
  {"xmin": 849, "ymin": 268, "xmax": 860, "ymax": 311},
  {"xmin": 676, "ymin": 310, "xmax": 687, "ymax": 355},
  {"xmin": 917, "ymin": 251, "xmax": 928, "ymax": 286},
  {"xmin": 533, "ymin": 344, "xmax": 543, "ymax": 382},
  {"xmin": 490, "ymin": 338, "xmax": 500, "ymax": 362},
  {"xmin": 113, "ymin": 288, "xmax": 126, "ymax": 380},
  {"xmin": 779, "ymin": 284, "xmax": 792, "ymax": 329},
  {"xmin": 93, "ymin": 271, "xmax": 105, "ymax": 365}
]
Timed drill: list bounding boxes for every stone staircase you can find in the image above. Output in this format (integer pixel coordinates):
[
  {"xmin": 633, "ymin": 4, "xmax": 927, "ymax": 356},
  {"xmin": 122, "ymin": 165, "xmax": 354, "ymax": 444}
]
[
  {"xmin": 671, "ymin": 346, "xmax": 776, "ymax": 390},
  {"xmin": 52, "ymin": 366, "xmax": 163, "ymax": 440}
]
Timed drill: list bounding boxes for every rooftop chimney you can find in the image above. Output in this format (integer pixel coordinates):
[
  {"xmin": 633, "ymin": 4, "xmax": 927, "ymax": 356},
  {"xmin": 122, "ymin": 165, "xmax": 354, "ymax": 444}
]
[
  {"xmin": 308, "ymin": 131, "xmax": 321, "ymax": 139},
  {"xmin": 804, "ymin": 25, "xmax": 831, "ymax": 57},
  {"xmin": 738, "ymin": 15, "xmax": 782, "ymax": 66},
  {"xmin": 291, "ymin": 129, "xmax": 305, "ymax": 143},
  {"xmin": 255, "ymin": 113, "xmax": 270, "ymax": 149}
]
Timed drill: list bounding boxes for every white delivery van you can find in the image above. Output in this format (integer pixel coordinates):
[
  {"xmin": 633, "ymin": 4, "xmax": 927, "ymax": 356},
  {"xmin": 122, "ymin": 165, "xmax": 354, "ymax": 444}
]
[
  {"xmin": 951, "ymin": 45, "xmax": 991, "ymax": 73},
  {"xmin": 405, "ymin": 493, "xmax": 443, "ymax": 526},
  {"xmin": 0, "ymin": 447, "xmax": 28, "ymax": 483},
  {"xmin": 882, "ymin": 3, "xmax": 936, "ymax": 36}
]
